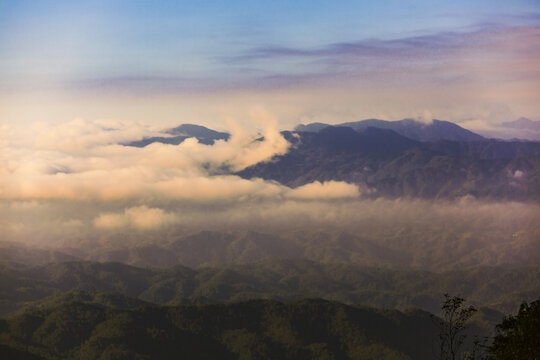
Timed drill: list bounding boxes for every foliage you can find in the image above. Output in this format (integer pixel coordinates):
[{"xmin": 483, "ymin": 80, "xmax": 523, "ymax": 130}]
[
  {"xmin": 488, "ymin": 300, "xmax": 540, "ymax": 359},
  {"xmin": 1, "ymin": 260, "xmax": 538, "ymax": 318},
  {"xmin": 0, "ymin": 298, "xmax": 439, "ymax": 360},
  {"xmin": 432, "ymin": 294, "xmax": 478, "ymax": 360}
]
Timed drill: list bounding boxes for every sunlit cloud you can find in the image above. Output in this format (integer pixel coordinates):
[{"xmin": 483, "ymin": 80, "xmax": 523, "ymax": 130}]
[
  {"xmin": 0, "ymin": 110, "xmax": 354, "ymax": 203},
  {"xmin": 94, "ymin": 206, "xmax": 178, "ymax": 229},
  {"xmin": 286, "ymin": 181, "xmax": 362, "ymax": 200},
  {"xmin": 31, "ymin": 118, "xmax": 161, "ymax": 152}
]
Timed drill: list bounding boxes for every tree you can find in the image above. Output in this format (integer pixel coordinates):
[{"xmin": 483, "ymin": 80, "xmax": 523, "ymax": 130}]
[
  {"xmin": 432, "ymin": 294, "xmax": 478, "ymax": 360},
  {"xmin": 488, "ymin": 299, "xmax": 540, "ymax": 360}
]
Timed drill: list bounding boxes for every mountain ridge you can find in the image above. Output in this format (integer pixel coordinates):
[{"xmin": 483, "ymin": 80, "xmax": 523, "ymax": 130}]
[
  {"xmin": 239, "ymin": 128, "xmax": 540, "ymax": 200},
  {"xmin": 1, "ymin": 258, "xmax": 537, "ymax": 316},
  {"xmin": 295, "ymin": 118, "xmax": 486, "ymax": 142}
]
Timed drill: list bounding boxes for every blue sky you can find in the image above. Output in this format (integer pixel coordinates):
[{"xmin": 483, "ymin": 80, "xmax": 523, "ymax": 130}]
[
  {"xmin": 1, "ymin": 0, "xmax": 537, "ymax": 84},
  {"xmin": 0, "ymin": 0, "xmax": 539, "ymax": 128}
]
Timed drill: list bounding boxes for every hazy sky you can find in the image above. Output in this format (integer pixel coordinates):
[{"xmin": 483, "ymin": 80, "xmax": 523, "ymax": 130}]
[
  {"xmin": 1, "ymin": 0, "xmax": 539, "ymax": 129},
  {"xmin": 1, "ymin": 1, "xmax": 539, "ymax": 249}
]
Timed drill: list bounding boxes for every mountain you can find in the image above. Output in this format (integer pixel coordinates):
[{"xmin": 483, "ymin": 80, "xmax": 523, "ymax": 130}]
[
  {"xmin": 238, "ymin": 127, "xmax": 540, "ymax": 200},
  {"xmin": 0, "ymin": 344, "xmax": 45, "ymax": 360},
  {"xmin": 294, "ymin": 122, "xmax": 331, "ymax": 133},
  {"xmin": 0, "ymin": 241, "xmax": 79, "ymax": 266},
  {"xmin": 15, "ymin": 289, "xmax": 153, "ymax": 315},
  {"xmin": 123, "ymin": 123, "xmax": 230, "ymax": 147},
  {"xmin": 302, "ymin": 126, "xmax": 420, "ymax": 156},
  {"xmin": 165, "ymin": 123, "xmax": 230, "ymax": 141},
  {"xmin": 69, "ymin": 229, "xmax": 404, "ymax": 269},
  {"xmin": 123, "ymin": 135, "xmax": 190, "ymax": 147},
  {"xmin": 2, "ymin": 259, "xmax": 537, "ymax": 316},
  {"xmin": 0, "ymin": 298, "xmax": 453, "ymax": 360},
  {"xmin": 500, "ymin": 117, "xmax": 540, "ymax": 131},
  {"xmin": 295, "ymin": 118, "xmax": 485, "ymax": 142}
]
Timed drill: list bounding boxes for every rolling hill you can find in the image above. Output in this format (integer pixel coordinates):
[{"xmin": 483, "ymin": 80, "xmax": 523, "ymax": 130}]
[
  {"xmin": 0, "ymin": 298, "xmax": 452, "ymax": 360},
  {"xmin": 1, "ymin": 259, "xmax": 537, "ymax": 316}
]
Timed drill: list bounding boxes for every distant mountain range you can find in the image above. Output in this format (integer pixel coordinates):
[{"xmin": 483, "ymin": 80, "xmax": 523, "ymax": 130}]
[
  {"xmin": 295, "ymin": 118, "xmax": 486, "ymax": 142},
  {"xmin": 123, "ymin": 118, "xmax": 540, "ymax": 149},
  {"xmin": 2, "ymin": 257, "xmax": 537, "ymax": 316},
  {"xmin": 239, "ymin": 126, "xmax": 540, "ymax": 200},
  {"xmin": 125, "ymin": 118, "xmax": 487, "ymax": 148},
  {"xmin": 2, "ymin": 217, "xmax": 538, "ymax": 275},
  {"xmin": 120, "ymin": 119, "xmax": 540, "ymax": 200},
  {"xmin": 501, "ymin": 117, "xmax": 540, "ymax": 131}
]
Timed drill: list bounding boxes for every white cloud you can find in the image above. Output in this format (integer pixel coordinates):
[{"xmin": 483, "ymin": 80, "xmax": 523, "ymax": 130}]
[
  {"xmin": 411, "ymin": 109, "xmax": 435, "ymax": 124},
  {"xmin": 513, "ymin": 170, "xmax": 524, "ymax": 179},
  {"xmin": 0, "ymin": 110, "xmax": 291, "ymax": 202},
  {"xmin": 94, "ymin": 206, "xmax": 178, "ymax": 229},
  {"xmin": 31, "ymin": 118, "xmax": 159, "ymax": 152},
  {"xmin": 286, "ymin": 181, "xmax": 361, "ymax": 200}
]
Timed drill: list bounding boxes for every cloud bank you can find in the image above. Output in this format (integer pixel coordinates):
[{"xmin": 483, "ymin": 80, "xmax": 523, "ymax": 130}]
[
  {"xmin": 94, "ymin": 206, "xmax": 178, "ymax": 229},
  {"xmin": 1, "ymin": 112, "xmax": 537, "ymax": 273},
  {"xmin": 0, "ymin": 111, "xmax": 365, "ymax": 209}
]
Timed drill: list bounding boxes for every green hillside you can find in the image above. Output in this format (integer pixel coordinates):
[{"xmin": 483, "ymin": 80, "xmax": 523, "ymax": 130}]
[
  {"xmin": 1, "ymin": 260, "xmax": 537, "ymax": 317},
  {"xmin": 0, "ymin": 298, "xmax": 439, "ymax": 360}
]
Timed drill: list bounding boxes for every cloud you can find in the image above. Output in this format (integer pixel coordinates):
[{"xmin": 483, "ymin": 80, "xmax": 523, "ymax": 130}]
[
  {"xmin": 459, "ymin": 118, "xmax": 540, "ymax": 140},
  {"xmin": 512, "ymin": 170, "xmax": 524, "ymax": 179},
  {"xmin": 0, "ymin": 110, "xmax": 293, "ymax": 201},
  {"xmin": 165, "ymin": 107, "xmax": 290, "ymax": 172},
  {"xmin": 94, "ymin": 206, "xmax": 178, "ymax": 229},
  {"xmin": 229, "ymin": 25, "xmax": 540, "ymax": 75},
  {"xmin": 226, "ymin": 107, "xmax": 290, "ymax": 170},
  {"xmin": 286, "ymin": 181, "xmax": 361, "ymax": 200},
  {"xmin": 412, "ymin": 110, "xmax": 435, "ymax": 124},
  {"xmin": 85, "ymin": 197, "xmax": 540, "ymax": 237},
  {"xmin": 31, "ymin": 118, "xmax": 160, "ymax": 152},
  {"xmin": 9, "ymin": 200, "xmax": 43, "ymax": 210}
]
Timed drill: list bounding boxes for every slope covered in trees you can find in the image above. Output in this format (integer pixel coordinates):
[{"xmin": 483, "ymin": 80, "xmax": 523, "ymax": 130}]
[
  {"xmin": 0, "ymin": 298, "xmax": 440, "ymax": 360},
  {"xmin": 3, "ymin": 296, "xmax": 535, "ymax": 360},
  {"xmin": 1, "ymin": 260, "xmax": 537, "ymax": 317}
]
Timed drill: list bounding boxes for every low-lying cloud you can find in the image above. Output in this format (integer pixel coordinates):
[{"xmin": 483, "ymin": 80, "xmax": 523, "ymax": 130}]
[
  {"xmin": 0, "ymin": 110, "xmax": 298, "ymax": 202},
  {"xmin": 0, "ymin": 111, "xmax": 369, "ymax": 217},
  {"xmin": 459, "ymin": 118, "xmax": 540, "ymax": 141},
  {"xmin": 94, "ymin": 206, "xmax": 178, "ymax": 229}
]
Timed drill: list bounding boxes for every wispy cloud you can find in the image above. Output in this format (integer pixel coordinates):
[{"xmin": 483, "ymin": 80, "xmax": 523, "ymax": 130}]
[
  {"xmin": 44, "ymin": 24, "xmax": 538, "ymax": 98},
  {"xmin": 216, "ymin": 24, "xmax": 537, "ymax": 92}
]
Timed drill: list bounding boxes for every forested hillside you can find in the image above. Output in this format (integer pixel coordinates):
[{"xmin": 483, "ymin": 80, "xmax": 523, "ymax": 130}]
[
  {"xmin": 0, "ymin": 298, "xmax": 442, "ymax": 360},
  {"xmin": 1, "ymin": 260, "xmax": 537, "ymax": 316}
]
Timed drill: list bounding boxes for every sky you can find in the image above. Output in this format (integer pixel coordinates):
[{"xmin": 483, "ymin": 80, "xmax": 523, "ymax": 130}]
[
  {"xmin": 0, "ymin": 1, "xmax": 539, "ymax": 247},
  {"xmin": 0, "ymin": 0, "xmax": 539, "ymax": 131}
]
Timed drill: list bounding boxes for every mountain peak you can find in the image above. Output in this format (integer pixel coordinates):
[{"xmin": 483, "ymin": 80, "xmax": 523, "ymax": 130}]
[
  {"xmin": 166, "ymin": 123, "xmax": 230, "ymax": 140},
  {"xmin": 123, "ymin": 124, "xmax": 230, "ymax": 147}
]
